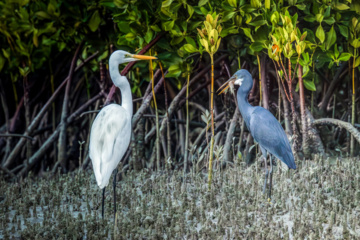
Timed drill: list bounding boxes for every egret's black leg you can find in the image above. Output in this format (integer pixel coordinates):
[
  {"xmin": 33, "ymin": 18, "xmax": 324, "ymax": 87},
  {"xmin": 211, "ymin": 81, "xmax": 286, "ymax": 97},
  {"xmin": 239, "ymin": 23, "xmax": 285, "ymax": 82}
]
[
  {"xmin": 268, "ymin": 155, "xmax": 273, "ymax": 200},
  {"xmin": 113, "ymin": 168, "xmax": 118, "ymax": 220},
  {"xmin": 263, "ymin": 155, "xmax": 269, "ymax": 195},
  {"xmin": 102, "ymin": 187, "xmax": 105, "ymax": 219}
]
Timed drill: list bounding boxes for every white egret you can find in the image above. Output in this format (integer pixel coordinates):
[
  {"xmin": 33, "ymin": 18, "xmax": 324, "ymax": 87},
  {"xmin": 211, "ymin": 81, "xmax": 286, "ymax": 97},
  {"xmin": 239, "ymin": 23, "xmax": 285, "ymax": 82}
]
[{"xmin": 89, "ymin": 50, "xmax": 156, "ymax": 218}]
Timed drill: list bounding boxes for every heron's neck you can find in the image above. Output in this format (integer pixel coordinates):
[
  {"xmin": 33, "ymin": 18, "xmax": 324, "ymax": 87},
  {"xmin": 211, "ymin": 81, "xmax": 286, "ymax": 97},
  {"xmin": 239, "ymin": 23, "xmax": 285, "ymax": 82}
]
[
  {"xmin": 237, "ymin": 87, "xmax": 254, "ymax": 128},
  {"xmin": 109, "ymin": 63, "xmax": 133, "ymax": 117}
]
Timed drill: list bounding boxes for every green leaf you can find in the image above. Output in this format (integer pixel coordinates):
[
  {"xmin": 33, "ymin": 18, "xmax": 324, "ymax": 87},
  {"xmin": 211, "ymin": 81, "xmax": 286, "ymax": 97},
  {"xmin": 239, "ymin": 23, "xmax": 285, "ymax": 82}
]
[
  {"xmin": 187, "ymin": 5, "xmax": 194, "ymax": 19},
  {"xmin": 303, "ymin": 79, "xmax": 316, "ymax": 91},
  {"xmin": 125, "ymin": 32, "xmax": 136, "ymax": 41},
  {"xmin": 185, "ymin": 37, "xmax": 196, "ymax": 47},
  {"xmin": 338, "ymin": 24, "xmax": 348, "ymax": 38},
  {"xmin": 2, "ymin": 49, "xmax": 10, "ymax": 60},
  {"xmin": 183, "ymin": 44, "xmax": 198, "ymax": 53},
  {"xmin": 88, "ymin": 11, "xmax": 101, "ymax": 32},
  {"xmin": 302, "ymin": 52, "xmax": 309, "ymax": 62},
  {"xmin": 334, "ymin": 44, "xmax": 339, "ymax": 59},
  {"xmin": 170, "ymin": 36, "xmax": 184, "ymax": 45},
  {"xmin": 355, "ymin": 56, "xmax": 360, "ymax": 67},
  {"xmin": 325, "ymin": 26, "xmax": 336, "ymax": 50},
  {"xmin": 162, "ymin": 0, "xmax": 173, "ymax": 8},
  {"xmin": 222, "ymin": 11, "xmax": 236, "ymax": 22},
  {"xmin": 117, "ymin": 21, "xmax": 131, "ymax": 33},
  {"xmin": 163, "ymin": 20, "xmax": 175, "ymax": 31},
  {"xmin": 304, "ymin": 15, "xmax": 316, "ymax": 22},
  {"xmin": 338, "ymin": 53, "xmax": 352, "ymax": 61},
  {"xmin": 295, "ymin": 4, "xmax": 306, "ymax": 10},
  {"xmin": 228, "ymin": 0, "xmax": 237, "ymax": 7},
  {"xmin": 198, "ymin": 0, "xmax": 208, "ymax": 6},
  {"xmin": 316, "ymin": 25, "xmax": 325, "ymax": 43},
  {"xmin": 334, "ymin": 3, "xmax": 350, "ymax": 11},
  {"xmin": 351, "ymin": 39, "xmax": 360, "ymax": 48},
  {"xmin": 200, "ymin": 7, "xmax": 208, "ymax": 15},
  {"xmin": 265, "ymin": 0, "xmax": 270, "ymax": 9},
  {"xmin": 167, "ymin": 64, "xmax": 182, "ymax": 78},
  {"xmin": 18, "ymin": 66, "xmax": 30, "ymax": 77},
  {"xmin": 315, "ymin": 14, "xmax": 324, "ymax": 23},
  {"xmin": 249, "ymin": 42, "xmax": 264, "ymax": 52},
  {"xmin": 303, "ymin": 65, "xmax": 309, "ymax": 77},
  {"xmin": 242, "ymin": 28, "xmax": 254, "ymax": 42},
  {"xmin": 35, "ymin": 11, "xmax": 51, "ymax": 19},
  {"xmin": 144, "ymin": 30, "xmax": 153, "ymax": 43},
  {"xmin": 323, "ymin": 17, "xmax": 335, "ymax": 25},
  {"xmin": 324, "ymin": 6, "xmax": 331, "ymax": 18},
  {"xmin": 248, "ymin": 20, "xmax": 267, "ymax": 27},
  {"xmin": 151, "ymin": 25, "xmax": 162, "ymax": 32},
  {"xmin": 303, "ymin": 28, "xmax": 316, "ymax": 43}
]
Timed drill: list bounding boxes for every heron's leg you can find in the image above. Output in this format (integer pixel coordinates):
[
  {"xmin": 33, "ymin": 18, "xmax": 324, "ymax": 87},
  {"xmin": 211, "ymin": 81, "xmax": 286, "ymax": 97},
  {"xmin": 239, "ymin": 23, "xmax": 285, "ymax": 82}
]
[
  {"xmin": 113, "ymin": 168, "xmax": 118, "ymax": 220},
  {"xmin": 268, "ymin": 155, "xmax": 273, "ymax": 201},
  {"xmin": 102, "ymin": 187, "xmax": 105, "ymax": 219},
  {"xmin": 262, "ymin": 154, "xmax": 269, "ymax": 195}
]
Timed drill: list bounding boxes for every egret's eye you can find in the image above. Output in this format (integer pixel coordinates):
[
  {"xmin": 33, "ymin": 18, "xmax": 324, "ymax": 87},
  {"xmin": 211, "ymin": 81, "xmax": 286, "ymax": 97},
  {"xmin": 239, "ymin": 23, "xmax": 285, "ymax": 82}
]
[{"xmin": 124, "ymin": 54, "xmax": 131, "ymax": 58}]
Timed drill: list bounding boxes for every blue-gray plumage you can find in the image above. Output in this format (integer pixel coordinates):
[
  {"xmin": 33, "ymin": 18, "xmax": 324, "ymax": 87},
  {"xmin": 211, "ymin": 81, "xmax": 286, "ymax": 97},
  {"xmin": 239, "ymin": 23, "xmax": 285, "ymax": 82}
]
[
  {"xmin": 235, "ymin": 69, "xmax": 296, "ymax": 170},
  {"xmin": 218, "ymin": 69, "xmax": 296, "ymax": 200}
]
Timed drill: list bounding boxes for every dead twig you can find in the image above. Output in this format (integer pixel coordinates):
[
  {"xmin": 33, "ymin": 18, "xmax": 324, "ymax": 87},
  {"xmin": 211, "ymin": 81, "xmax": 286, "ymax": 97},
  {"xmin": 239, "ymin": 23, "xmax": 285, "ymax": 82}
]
[{"xmin": 3, "ymin": 51, "xmax": 99, "ymax": 169}]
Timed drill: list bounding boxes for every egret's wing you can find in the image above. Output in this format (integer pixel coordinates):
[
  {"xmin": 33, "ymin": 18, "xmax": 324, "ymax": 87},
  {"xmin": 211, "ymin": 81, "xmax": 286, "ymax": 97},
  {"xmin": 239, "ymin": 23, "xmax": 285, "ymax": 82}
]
[
  {"xmin": 249, "ymin": 107, "xmax": 296, "ymax": 169},
  {"xmin": 89, "ymin": 104, "xmax": 131, "ymax": 188}
]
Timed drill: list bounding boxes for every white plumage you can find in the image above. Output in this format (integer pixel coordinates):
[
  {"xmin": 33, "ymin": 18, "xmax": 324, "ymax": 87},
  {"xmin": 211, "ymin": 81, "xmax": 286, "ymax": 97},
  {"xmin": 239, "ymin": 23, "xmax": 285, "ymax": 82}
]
[
  {"xmin": 89, "ymin": 104, "xmax": 131, "ymax": 188},
  {"xmin": 88, "ymin": 50, "xmax": 156, "ymax": 218}
]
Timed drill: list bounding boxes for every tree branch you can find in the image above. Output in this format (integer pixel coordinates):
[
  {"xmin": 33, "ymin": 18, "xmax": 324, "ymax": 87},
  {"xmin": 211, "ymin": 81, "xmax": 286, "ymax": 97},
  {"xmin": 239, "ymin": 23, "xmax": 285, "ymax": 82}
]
[{"xmin": 313, "ymin": 118, "xmax": 360, "ymax": 144}]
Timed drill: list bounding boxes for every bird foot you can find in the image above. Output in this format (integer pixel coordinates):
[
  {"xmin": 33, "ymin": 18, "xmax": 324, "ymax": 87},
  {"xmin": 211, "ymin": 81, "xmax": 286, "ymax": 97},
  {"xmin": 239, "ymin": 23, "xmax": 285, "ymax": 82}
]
[{"xmin": 267, "ymin": 198, "xmax": 273, "ymax": 205}]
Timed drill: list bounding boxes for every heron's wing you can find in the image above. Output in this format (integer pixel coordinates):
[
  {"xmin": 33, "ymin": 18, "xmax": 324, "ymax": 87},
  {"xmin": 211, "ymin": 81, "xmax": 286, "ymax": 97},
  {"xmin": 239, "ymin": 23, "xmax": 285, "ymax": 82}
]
[
  {"xmin": 249, "ymin": 107, "xmax": 296, "ymax": 169},
  {"xmin": 89, "ymin": 104, "xmax": 132, "ymax": 188}
]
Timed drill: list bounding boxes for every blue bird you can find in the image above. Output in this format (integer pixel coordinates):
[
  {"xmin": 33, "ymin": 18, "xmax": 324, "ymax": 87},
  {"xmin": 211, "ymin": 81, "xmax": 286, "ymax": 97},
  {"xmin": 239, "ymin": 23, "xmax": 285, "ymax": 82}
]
[{"xmin": 218, "ymin": 69, "xmax": 296, "ymax": 200}]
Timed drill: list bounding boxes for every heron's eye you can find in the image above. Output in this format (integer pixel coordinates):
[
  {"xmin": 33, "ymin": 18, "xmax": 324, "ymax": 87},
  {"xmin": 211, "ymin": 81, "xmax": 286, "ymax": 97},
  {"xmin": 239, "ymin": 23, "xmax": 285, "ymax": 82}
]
[{"xmin": 124, "ymin": 54, "xmax": 131, "ymax": 58}]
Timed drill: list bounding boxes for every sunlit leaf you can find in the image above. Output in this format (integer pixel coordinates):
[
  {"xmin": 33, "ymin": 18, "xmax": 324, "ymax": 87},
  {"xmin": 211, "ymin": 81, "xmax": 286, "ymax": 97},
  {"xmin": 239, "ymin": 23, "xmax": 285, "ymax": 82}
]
[
  {"xmin": 334, "ymin": 3, "xmax": 350, "ymax": 11},
  {"xmin": 316, "ymin": 25, "xmax": 325, "ymax": 43},
  {"xmin": 355, "ymin": 56, "xmax": 360, "ymax": 67},
  {"xmin": 183, "ymin": 44, "xmax": 198, "ymax": 53},
  {"xmin": 162, "ymin": 0, "xmax": 173, "ymax": 8},
  {"xmin": 338, "ymin": 53, "xmax": 352, "ymax": 62},
  {"xmin": 163, "ymin": 20, "xmax": 175, "ymax": 31},
  {"xmin": 198, "ymin": 0, "xmax": 208, "ymax": 6},
  {"xmin": 325, "ymin": 26, "xmax": 336, "ymax": 50}
]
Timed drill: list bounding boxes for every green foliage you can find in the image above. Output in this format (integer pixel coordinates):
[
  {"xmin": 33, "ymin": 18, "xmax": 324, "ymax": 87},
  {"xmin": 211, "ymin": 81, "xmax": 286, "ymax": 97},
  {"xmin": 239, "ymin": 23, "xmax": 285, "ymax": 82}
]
[
  {"xmin": 2, "ymin": 0, "xmax": 360, "ymax": 97},
  {"xmin": 0, "ymin": 0, "xmax": 108, "ymax": 77}
]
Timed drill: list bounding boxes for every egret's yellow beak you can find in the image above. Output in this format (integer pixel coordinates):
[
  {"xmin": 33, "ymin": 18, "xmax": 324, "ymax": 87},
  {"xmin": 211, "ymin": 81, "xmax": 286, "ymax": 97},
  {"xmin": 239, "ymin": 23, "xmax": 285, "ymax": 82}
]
[
  {"xmin": 217, "ymin": 76, "xmax": 236, "ymax": 95},
  {"xmin": 131, "ymin": 54, "xmax": 157, "ymax": 60}
]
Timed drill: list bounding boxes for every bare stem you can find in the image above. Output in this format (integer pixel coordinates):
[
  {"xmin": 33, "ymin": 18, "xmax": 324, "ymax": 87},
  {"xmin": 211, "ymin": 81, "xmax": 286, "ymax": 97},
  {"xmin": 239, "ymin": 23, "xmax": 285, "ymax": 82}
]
[
  {"xmin": 184, "ymin": 66, "xmax": 190, "ymax": 175},
  {"xmin": 208, "ymin": 54, "xmax": 215, "ymax": 190}
]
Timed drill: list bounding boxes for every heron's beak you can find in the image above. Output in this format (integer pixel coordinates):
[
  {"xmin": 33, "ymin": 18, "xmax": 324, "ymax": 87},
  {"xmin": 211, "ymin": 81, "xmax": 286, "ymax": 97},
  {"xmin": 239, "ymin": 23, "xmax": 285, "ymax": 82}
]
[
  {"xmin": 131, "ymin": 54, "xmax": 157, "ymax": 60},
  {"xmin": 217, "ymin": 76, "xmax": 236, "ymax": 95}
]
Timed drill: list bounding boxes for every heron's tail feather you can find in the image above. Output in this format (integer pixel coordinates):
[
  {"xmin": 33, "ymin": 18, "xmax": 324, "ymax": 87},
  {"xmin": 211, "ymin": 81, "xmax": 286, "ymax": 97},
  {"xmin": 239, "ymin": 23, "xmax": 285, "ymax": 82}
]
[{"xmin": 281, "ymin": 151, "xmax": 296, "ymax": 170}]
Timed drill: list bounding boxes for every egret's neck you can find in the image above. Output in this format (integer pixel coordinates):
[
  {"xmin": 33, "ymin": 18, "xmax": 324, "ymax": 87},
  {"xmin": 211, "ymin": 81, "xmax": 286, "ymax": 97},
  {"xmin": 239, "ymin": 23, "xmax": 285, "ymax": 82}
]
[
  {"xmin": 109, "ymin": 62, "xmax": 133, "ymax": 117},
  {"xmin": 237, "ymin": 87, "xmax": 254, "ymax": 128}
]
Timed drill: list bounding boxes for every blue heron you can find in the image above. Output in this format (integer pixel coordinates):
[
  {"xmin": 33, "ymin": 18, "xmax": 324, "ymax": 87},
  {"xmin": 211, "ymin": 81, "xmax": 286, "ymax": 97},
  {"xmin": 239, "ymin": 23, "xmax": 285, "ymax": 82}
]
[
  {"xmin": 218, "ymin": 69, "xmax": 296, "ymax": 200},
  {"xmin": 89, "ymin": 50, "xmax": 156, "ymax": 218}
]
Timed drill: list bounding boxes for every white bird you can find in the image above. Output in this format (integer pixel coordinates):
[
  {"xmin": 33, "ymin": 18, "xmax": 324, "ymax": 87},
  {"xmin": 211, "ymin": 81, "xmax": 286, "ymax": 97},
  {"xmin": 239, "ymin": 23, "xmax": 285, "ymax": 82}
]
[{"xmin": 89, "ymin": 50, "xmax": 156, "ymax": 218}]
